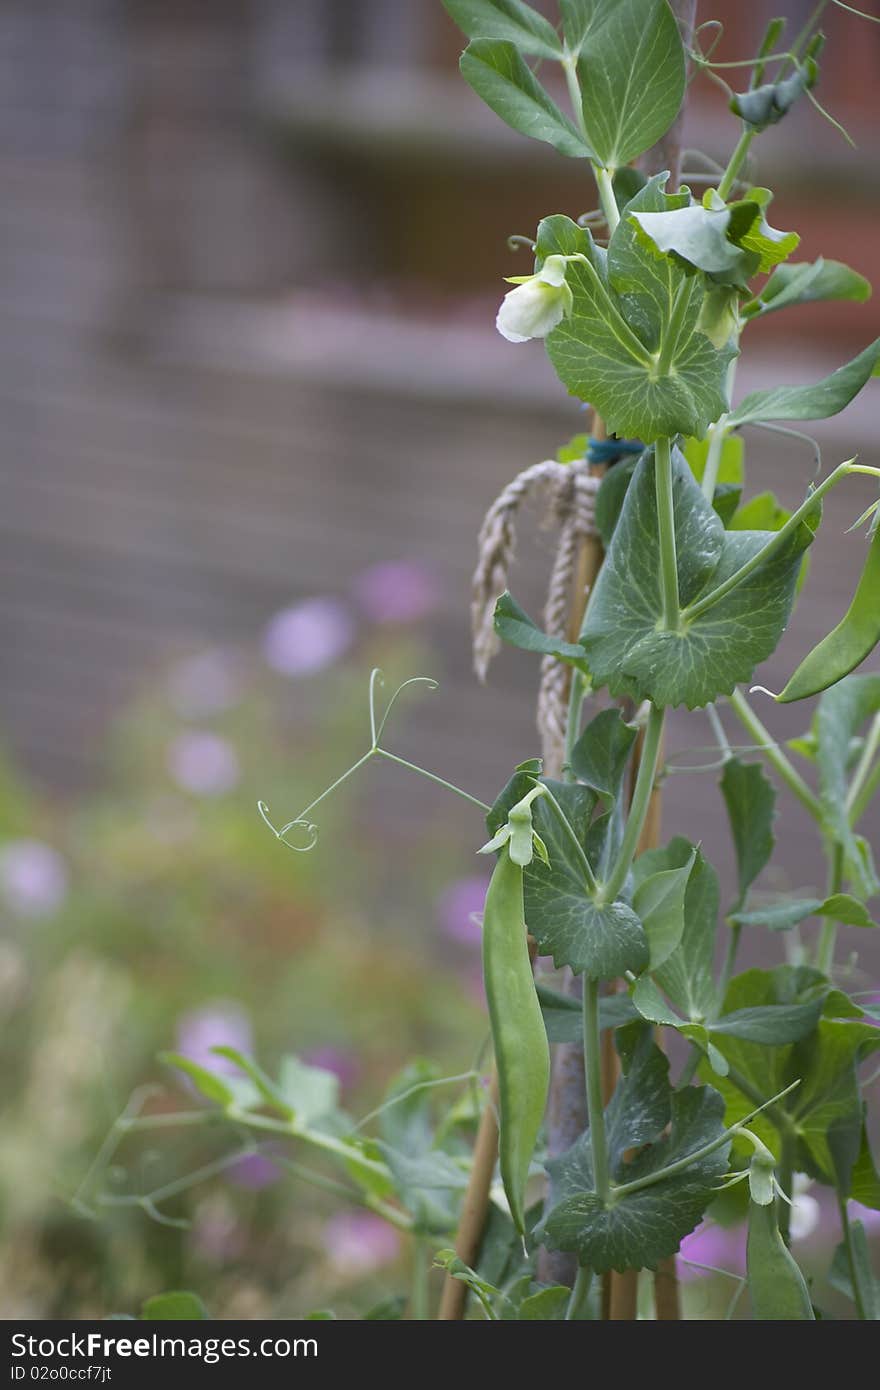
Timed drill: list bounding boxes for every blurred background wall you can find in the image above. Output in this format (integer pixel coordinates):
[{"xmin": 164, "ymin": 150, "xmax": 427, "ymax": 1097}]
[{"xmin": 0, "ymin": 0, "xmax": 878, "ymax": 1317}]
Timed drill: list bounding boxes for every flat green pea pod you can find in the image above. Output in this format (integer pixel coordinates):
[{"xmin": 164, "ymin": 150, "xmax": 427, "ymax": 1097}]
[
  {"xmin": 482, "ymin": 844, "xmax": 550, "ymax": 1234},
  {"xmin": 747, "ymin": 1198, "xmax": 815, "ymax": 1320},
  {"xmin": 774, "ymin": 519, "xmax": 880, "ymax": 702}
]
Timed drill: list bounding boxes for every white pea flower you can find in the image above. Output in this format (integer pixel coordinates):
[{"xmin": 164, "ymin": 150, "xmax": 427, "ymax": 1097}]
[{"xmin": 495, "ymin": 254, "xmax": 576, "ymax": 343}]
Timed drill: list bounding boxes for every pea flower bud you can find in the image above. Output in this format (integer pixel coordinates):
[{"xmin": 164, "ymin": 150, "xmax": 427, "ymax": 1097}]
[{"xmin": 496, "ymin": 254, "xmax": 575, "ymax": 343}]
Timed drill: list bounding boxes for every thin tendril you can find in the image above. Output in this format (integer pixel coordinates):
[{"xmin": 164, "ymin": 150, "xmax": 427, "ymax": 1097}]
[
  {"xmin": 831, "ymin": 0, "xmax": 880, "ymax": 21},
  {"xmin": 806, "ymin": 87, "xmax": 857, "ymax": 145},
  {"xmin": 351, "ymin": 1071, "xmax": 481, "ymax": 1134},
  {"xmin": 744, "ymin": 421, "xmax": 823, "ymax": 477},
  {"xmin": 374, "ymin": 673, "xmax": 439, "ymax": 744}
]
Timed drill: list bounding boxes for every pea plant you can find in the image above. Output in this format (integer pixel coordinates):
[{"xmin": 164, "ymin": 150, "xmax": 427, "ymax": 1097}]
[{"xmin": 90, "ymin": 0, "xmax": 880, "ymax": 1321}]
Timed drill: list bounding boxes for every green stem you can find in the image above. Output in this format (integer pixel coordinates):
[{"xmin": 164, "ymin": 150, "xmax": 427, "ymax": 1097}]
[
  {"xmin": 533, "ymin": 780, "xmax": 599, "ymax": 897},
  {"xmin": 839, "ymin": 1197, "xmax": 869, "ymax": 1320},
  {"xmin": 411, "ymin": 1238, "xmax": 429, "ymax": 1320},
  {"xmin": 565, "ymin": 1267, "xmax": 594, "ymax": 1320},
  {"xmin": 654, "ymin": 437, "xmax": 680, "ymax": 630},
  {"xmin": 684, "ymin": 461, "xmax": 854, "ymax": 623},
  {"xmin": 719, "ymin": 921, "xmax": 743, "ymax": 998},
  {"xmin": 777, "ymin": 1133, "xmax": 795, "ymax": 1244},
  {"xmin": 599, "ymin": 704, "xmax": 665, "ymax": 904},
  {"xmin": 846, "ymin": 710, "xmax": 880, "ymax": 818},
  {"xmin": 727, "ymin": 688, "xmax": 822, "ymax": 820},
  {"xmin": 374, "ymin": 749, "xmax": 491, "ymax": 813},
  {"xmin": 564, "ymin": 670, "xmax": 587, "ymax": 782},
  {"xmin": 849, "ymin": 755, "xmax": 880, "ymax": 827},
  {"xmin": 700, "ymin": 417, "xmax": 731, "ymax": 502},
  {"xmin": 816, "ymin": 841, "xmax": 844, "ymax": 976},
  {"xmin": 583, "ymin": 979, "xmax": 610, "ymax": 1202},
  {"xmin": 593, "ymin": 164, "xmax": 621, "ymax": 235},
  {"xmin": 717, "ymin": 128, "xmax": 755, "ymax": 200}
]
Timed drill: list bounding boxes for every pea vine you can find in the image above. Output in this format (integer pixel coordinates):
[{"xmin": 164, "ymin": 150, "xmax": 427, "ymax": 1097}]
[{"xmin": 93, "ymin": 0, "xmax": 880, "ymax": 1322}]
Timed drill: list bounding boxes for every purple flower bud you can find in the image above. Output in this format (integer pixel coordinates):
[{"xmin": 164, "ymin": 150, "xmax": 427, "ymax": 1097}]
[
  {"xmin": 176, "ymin": 1002, "xmax": 253, "ymax": 1074},
  {"xmin": 436, "ymin": 874, "xmax": 489, "ymax": 946}
]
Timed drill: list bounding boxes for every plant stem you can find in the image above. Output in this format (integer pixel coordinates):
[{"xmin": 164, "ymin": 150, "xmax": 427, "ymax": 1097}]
[
  {"xmin": 564, "ymin": 670, "xmax": 587, "ymax": 782},
  {"xmin": 411, "ymin": 1238, "xmax": 429, "ymax": 1320},
  {"xmin": 726, "ymin": 688, "xmax": 822, "ymax": 820},
  {"xmin": 684, "ymin": 461, "xmax": 854, "ymax": 622},
  {"xmin": 838, "ymin": 1197, "xmax": 869, "ymax": 1320},
  {"xmin": 654, "ymin": 437, "xmax": 680, "ymax": 629},
  {"xmin": 717, "ymin": 128, "xmax": 755, "ymax": 199},
  {"xmin": 816, "ymin": 840, "xmax": 845, "ymax": 975},
  {"xmin": 565, "ymin": 1267, "xmax": 594, "ymax": 1320},
  {"xmin": 600, "ymin": 704, "xmax": 665, "ymax": 904},
  {"xmin": 583, "ymin": 979, "xmax": 610, "ymax": 1202},
  {"xmin": 719, "ymin": 921, "xmax": 743, "ymax": 998},
  {"xmin": 777, "ymin": 1133, "xmax": 795, "ymax": 1244},
  {"xmin": 849, "ymin": 755, "xmax": 880, "ymax": 826},
  {"xmin": 593, "ymin": 164, "xmax": 621, "ymax": 235},
  {"xmin": 846, "ymin": 710, "xmax": 880, "ymax": 818},
  {"xmin": 374, "ymin": 749, "xmax": 491, "ymax": 812},
  {"xmin": 700, "ymin": 348, "xmax": 739, "ymax": 501}
]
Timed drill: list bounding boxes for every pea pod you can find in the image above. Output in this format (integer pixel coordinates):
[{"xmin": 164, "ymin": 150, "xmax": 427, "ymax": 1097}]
[
  {"xmin": 775, "ymin": 520, "xmax": 880, "ymax": 702},
  {"xmin": 482, "ymin": 844, "xmax": 550, "ymax": 1234},
  {"xmin": 747, "ymin": 1199, "xmax": 815, "ymax": 1319}
]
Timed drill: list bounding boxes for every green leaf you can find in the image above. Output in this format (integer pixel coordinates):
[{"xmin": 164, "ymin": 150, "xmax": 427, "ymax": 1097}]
[
  {"xmin": 378, "ymin": 1060, "xmax": 442, "ymax": 1156},
  {"xmin": 433, "ymin": 1250, "xmax": 504, "ymax": 1317},
  {"xmin": 729, "ymin": 189, "xmax": 799, "ymax": 274},
  {"xmin": 362, "ymin": 1295, "xmax": 407, "ymax": 1321},
  {"xmin": 728, "ymin": 338, "xmax": 880, "ymax": 427},
  {"xmin": 709, "ymin": 1000, "xmax": 824, "ymax": 1045},
  {"xmin": 707, "ymin": 968, "xmax": 880, "ymax": 1188},
  {"xmin": 747, "ymin": 257, "xmax": 871, "ymax": 318},
  {"xmin": 719, "ymin": 759, "xmax": 776, "ymax": 909},
  {"xmin": 546, "ymin": 176, "xmax": 735, "ymax": 441},
  {"xmin": 518, "ymin": 1286, "xmax": 572, "ymax": 1319},
  {"xmin": 278, "ymin": 1055, "xmax": 340, "ymax": 1127},
  {"xmin": 830, "ymin": 1224, "xmax": 880, "ymax": 1319},
  {"xmin": 594, "ymin": 455, "xmax": 640, "ymax": 544},
  {"xmin": 732, "ymin": 894, "xmax": 879, "ymax": 932},
  {"xmin": 210, "ymin": 1046, "xmax": 294, "ymax": 1119},
  {"xmin": 730, "ymin": 491, "xmax": 790, "ymax": 533},
  {"xmin": 631, "ymin": 200, "xmax": 757, "ymax": 286},
  {"xmin": 488, "ymin": 774, "xmax": 648, "ymax": 978},
  {"xmin": 158, "ymin": 1053, "xmax": 239, "ymax": 1110},
  {"xmin": 580, "ymin": 449, "xmax": 814, "ymax": 708},
  {"xmin": 459, "ymin": 40, "xmax": 591, "ymax": 159},
  {"xmin": 534, "ymin": 214, "xmax": 598, "ymax": 266},
  {"xmin": 569, "ymin": 708, "xmax": 638, "ymax": 802},
  {"xmin": 574, "ymin": 0, "xmax": 686, "ymax": 168},
  {"xmin": 650, "ymin": 840, "xmax": 720, "ymax": 1023},
  {"xmin": 632, "ymin": 848, "xmax": 696, "ymax": 968},
  {"xmin": 851, "ymin": 1125, "xmax": 880, "ymax": 1211},
  {"xmin": 731, "ymin": 59, "xmax": 818, "ymax": 132},
  {"xmin": 493, "ymin": 591, "xmax": 590, "ymax": 672},
  {"xmin": 442, "ymin": 0, "xmax": 563, "ymax": 59},
  {"xmin": 544, "ymin": 1029, "xmax": 729, "ymax": 1271},
  {"xmin": 379, "ymin": 1146, "xmax": 467, "ymax": 1235},
  {"xmin": 559, "ymin": 0, "xmax": 617, "ymax": 56},
  {"xmin": 537, "ymin": 983, "xmax": 639, "ymax": 1043},
  {"xmin": 816, "ymin": 675, "xmax": 880, "ymax": 898},
  {"xmin": 683, "ymin": 432, "xmax": 744, "ymax": 487},
  {"xmin": 141, "ymin": 1291, "xmax": 208, "ymax": 1321}
]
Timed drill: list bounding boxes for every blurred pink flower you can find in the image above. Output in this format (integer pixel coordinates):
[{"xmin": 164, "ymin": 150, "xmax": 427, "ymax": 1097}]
[
  {"xmin": 0, "ymin": 839, "xmax": 69, "ymax": 918},
  {"xmin": 176, "ymin": 1002, "xmax": 253, "ymax": 1075},
  {"xmin": 302, "ymin": 1045, "xmax": 361, "ymax": 1092},
  {"xmin": 167, "ymin": 648, "xmax": 243, "ymax": 718},
  {"xmin": 323, "ymin": 1211, "xmax": 400, "ymax": 1274},
  {"xmin": 229, "ymin": 1152, "xmax": 283, "ymax": 1191},
  {"xmin": 168, "ymin": 731, "xmax": 240, "ymax": 797},
  {"xmin": 679, "ymin": 1222, "xmax": 746, "ymax": 1280},
  {"xmin": 353, "ymin": 561, "xmax": 441, "ymax": 624},
  {"xmin": 436, "ymin": 874, "xmax": 489, "ymax": 946},
  {"xmin": 263, "ymin": 597, "xmax": 354, "ymax": 677}
]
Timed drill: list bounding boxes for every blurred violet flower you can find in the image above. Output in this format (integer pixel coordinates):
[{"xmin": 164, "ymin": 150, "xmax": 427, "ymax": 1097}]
[
  {"xmin": 0, "ymin": 839, "xmax": 69, "ymax": 918},
  {"xmin": 436, "ymin": 874, "xmax": 489, "ymax": 946},
  {"xmin": 263, "ymin": 597, "xmax": 354, "ymax": 677},
  {"xmin": 302, "ymin": 1045, "xmax": 361, "ymax": 1092},
  {"xmin": 852, "ymin": 1201, "xmax": 880, "ymax": 1233},
  {"xmin": 176, "ymin": 1002, "xmax": 253, "ymax": 1076},
  {"xmin": 323, "ymin": 1211, "xmax": 400, "ymax": 1275},
  {"xmin": 168, "ymin": 731, "xmax": 240, "ymax": 797},
  {"xmin": 167, "ymin": 648, "xmax": 243, "ymax": 718},
  {"xmin": 353, "ymin": 560, "xmax": 441, "ymax": 625},
  {"xmin": 679, "ymin": 1222, "xmax": 746, "ymax": 1280},
  {"xmin": 229, "ymin": 1152, "xmax": 282, "ymax": 1191}
]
